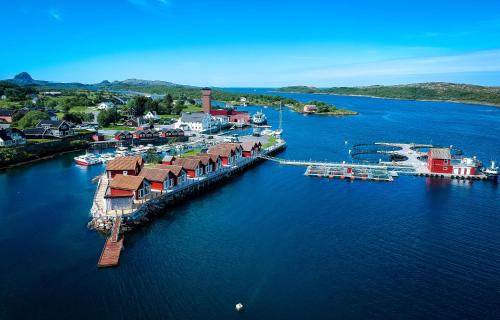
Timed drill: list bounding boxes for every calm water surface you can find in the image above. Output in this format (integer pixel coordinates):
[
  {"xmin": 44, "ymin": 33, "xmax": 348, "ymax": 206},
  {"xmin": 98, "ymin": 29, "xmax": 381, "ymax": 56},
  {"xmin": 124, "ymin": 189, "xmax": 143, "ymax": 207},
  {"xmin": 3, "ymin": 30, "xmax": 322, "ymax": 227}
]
[{"xmin": 0, "ymin": 91, "xmax": 499, "ymax": 319}]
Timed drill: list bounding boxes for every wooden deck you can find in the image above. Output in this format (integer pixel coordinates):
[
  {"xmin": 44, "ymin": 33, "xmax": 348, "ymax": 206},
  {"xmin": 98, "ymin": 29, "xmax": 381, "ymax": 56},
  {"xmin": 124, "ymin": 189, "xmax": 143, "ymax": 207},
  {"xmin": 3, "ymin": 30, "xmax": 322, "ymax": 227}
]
[{"xmin": 98, "ymin": 217, "xmax": 123, "ymax": 268}]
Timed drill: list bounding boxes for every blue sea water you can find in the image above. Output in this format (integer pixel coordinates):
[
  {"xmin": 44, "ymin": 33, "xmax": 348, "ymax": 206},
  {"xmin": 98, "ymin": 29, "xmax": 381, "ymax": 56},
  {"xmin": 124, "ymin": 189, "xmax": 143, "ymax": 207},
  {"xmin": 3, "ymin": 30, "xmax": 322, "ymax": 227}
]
[{"xmin": 0, "ymin": 91, "xmax": 499, "ymax": 319}]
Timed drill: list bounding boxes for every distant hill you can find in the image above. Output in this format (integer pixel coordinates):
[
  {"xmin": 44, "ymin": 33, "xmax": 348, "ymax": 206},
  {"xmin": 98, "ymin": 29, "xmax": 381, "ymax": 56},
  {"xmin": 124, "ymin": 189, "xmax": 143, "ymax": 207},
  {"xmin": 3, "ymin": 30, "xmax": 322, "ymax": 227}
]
[
  {"xmin": 277, "ymin": 83, "xmax": 500, "ymax": 106},
  {"xmin": 5, "ymin": 72, "xmax": 189, "ymax": 91}
]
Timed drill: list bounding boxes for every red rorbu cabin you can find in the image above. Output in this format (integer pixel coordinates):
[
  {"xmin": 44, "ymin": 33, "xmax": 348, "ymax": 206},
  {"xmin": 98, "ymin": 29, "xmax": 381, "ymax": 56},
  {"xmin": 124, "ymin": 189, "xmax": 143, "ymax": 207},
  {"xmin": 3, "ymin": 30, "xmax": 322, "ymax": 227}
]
[
  {"xmin": 172, "ymin": 158, "xmax": 204, "ymax": 178},
  {"xmin": 155, "ymin": 164, "xmax": 187, "ymax": 186},
  {"xmin": 108, "ymin": 174, "xmax": 149, "ymax": 200},
  {"xmin": 427, "ymin": 148, "xmax": 453, "ymax": 174},
  {"xmin": 139, "ymin": 167, "xmax": 175, "ymax": 192},
  {"xmin": 162, "ymin": 155, "xmax": 176, "ymax": 165},
  {"xmin": 106, "ymin": 156, "xmax": 144, "ymax": 179}
]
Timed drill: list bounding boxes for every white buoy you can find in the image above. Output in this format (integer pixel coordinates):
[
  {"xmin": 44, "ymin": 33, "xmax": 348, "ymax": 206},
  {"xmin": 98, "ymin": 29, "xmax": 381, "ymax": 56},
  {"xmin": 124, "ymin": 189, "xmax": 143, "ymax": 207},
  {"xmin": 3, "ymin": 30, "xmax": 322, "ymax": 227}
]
[
  {"xmin": 345, "ymin": 140, "xmax": 348, "ymax": 145},
  {"xmin": 235, "ymin": 303, "xmax": 244, "ymax": 312}
]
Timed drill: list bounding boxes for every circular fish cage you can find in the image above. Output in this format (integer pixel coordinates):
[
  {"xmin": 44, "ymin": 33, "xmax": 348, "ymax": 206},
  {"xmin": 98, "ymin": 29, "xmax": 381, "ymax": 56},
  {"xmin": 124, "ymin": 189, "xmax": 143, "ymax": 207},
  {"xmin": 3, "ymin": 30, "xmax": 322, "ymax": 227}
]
[{"xmin": 351, "ymin": 143, "xmax": 406, "ymax": 164}]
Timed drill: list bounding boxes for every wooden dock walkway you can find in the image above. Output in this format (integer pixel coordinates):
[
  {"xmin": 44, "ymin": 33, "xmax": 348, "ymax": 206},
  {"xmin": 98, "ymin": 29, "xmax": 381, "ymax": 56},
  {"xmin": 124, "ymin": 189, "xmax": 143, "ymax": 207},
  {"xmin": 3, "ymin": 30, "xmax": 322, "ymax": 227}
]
[{"xmin": 97, "ymin": 217, "xmax": 123, "ymax": 268}]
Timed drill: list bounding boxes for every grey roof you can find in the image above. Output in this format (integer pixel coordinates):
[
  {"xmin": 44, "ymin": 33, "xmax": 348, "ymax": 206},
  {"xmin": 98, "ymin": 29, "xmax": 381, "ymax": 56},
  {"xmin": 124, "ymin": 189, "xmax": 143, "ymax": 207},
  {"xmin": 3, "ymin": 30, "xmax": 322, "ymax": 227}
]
[
  {"xmin": 162, "ymin": 155, "xmax": 175, "ymax": 162},
  {"xmin": 0, "ymin": 109, "xmax": 15, "ymax": 116},
  {"xmin": 23, "ymin": 127, "xmax": 50, "ymax": 135},
  {"xmin": 430, "ymin": 148, "xmax": 451, "ymax": 159},
  {"xmin": 181, "ymin": 112, "xmax": 207, "ymax": 123},
  {"xmin": 37, "ymin": 120, "xmax": 69, "ymax": 129}
]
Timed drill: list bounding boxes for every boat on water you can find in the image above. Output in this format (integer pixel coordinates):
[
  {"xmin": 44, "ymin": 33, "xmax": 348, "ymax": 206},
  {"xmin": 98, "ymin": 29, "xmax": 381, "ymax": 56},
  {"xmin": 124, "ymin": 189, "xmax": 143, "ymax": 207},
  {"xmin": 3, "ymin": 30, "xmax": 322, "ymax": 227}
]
[
  {"xmin": 483, "ymin": 160, "xmax": 499, "ymax": 180},
  {"xmin": 252, "ymin": 111, "xmax": 267, "ymax": 125},
  {"xmin": 74, "ymin": 154, "xmax": 101, "ymax": 166},
  {"xmin": 99, "ymin": 153, "xmax": 116, "ymax": 163}
]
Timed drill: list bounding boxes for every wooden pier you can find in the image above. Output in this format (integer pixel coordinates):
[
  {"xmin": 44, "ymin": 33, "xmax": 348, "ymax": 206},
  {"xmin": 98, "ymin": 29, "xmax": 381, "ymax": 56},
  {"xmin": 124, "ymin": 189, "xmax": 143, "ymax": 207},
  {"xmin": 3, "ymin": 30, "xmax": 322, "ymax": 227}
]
[{"xmin": 97, "ymin": 216, "xmax": 123, "ymax": 268}]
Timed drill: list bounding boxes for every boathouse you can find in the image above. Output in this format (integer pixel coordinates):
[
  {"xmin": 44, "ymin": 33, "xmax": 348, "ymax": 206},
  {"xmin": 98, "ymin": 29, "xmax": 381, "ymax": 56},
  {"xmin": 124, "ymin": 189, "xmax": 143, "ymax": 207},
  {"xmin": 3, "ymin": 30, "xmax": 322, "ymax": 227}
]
[
  {"xmin": 155, "ymin": 164, "xmax": 187, "ymax": 186},
  {"xmin": 162, "ymin": 155, "xmax": 176, "ymax": 165},
  {"xmin": 108, "ymin": 174, "xmax": 150, "ymax": 201},
  {"xmin": 196, "ymin": 153, "xmax": 222, "ymax": 172},
  {"xmin": 172, "ymin": 158, "xmax": 204, "ymax": 178},
  {"xmin": 106, "ymin": 156, "xmax": 144, "ymax": 179},
  {"xmin": 139, "ymin": 168, "xmax": 175, "ymax": 192},
  {"xmin": 114, "ymin": 131, "xmax": 133, "ymax": 140},
  {"xmin": 185, "ymin": 156, "xmax": 214, "ymax": 174},
  {"xmin": 427, "ymin": 148, "xmax": 453, "ymax": 174},
  {"xmin": 241, "ymin": 141, "xmax": 259, "ymax": 157}
]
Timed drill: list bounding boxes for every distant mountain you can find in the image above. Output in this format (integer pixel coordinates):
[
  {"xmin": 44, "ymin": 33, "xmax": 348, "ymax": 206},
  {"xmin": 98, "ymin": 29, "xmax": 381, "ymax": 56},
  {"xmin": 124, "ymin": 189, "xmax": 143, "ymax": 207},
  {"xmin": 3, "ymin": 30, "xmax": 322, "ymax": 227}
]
[
  {"xmin": 277, "ymin": 82, "xmax": 500, "ymax": 106},
  {"xmin": 5, "ymin": 73, "xmax": 189, "ymax": 90},
  {"xmin": 114, "ymin": 79, "xmax": 179, "ymax": 87}
]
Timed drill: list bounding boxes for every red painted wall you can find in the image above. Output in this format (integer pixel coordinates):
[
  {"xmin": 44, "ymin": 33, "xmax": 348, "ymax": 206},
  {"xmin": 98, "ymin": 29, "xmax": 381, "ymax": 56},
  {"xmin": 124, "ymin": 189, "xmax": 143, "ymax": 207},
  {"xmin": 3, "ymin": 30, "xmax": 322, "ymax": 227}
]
[
  {"xmin": 428, "ymin": 159, "xmax": 453, "ymax": 174},
  {"xmin": 186, "ymin": 169, "xmax": 196, "ymax": 178},
  {"xmin": 107, "ymin": 168, "xmax": 139, "ymax": 179},
  {"xmin": 242, "ymin": 151, "xmax": 253, "ymax": 157},
  {"xmin": 110, "ymin": 189, "xmax": 133, "ymax": 197},
  {"xmin": 150, "ymin": 181, "xmax": 164, "ymax": 191}
]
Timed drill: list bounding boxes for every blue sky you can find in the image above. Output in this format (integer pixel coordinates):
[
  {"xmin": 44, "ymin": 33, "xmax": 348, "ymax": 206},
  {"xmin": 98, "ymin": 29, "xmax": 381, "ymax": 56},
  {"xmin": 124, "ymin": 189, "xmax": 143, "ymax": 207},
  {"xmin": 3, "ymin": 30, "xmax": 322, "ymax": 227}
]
[{"xmin": 1, "ymin": 0, "xmax": 500, "ymax": 87}]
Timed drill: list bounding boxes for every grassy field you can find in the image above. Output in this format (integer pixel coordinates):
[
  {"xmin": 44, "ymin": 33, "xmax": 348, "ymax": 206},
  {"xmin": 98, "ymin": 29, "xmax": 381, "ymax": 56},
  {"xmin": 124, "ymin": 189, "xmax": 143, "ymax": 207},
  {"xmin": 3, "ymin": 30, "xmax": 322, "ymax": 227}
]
[
  {"xmin": 180, "ymin": 148, "xmax": 203, "ymax": 157},
  {"xmin": 262, "ymin": 136, "xmax": 277, "ymax": 148}
]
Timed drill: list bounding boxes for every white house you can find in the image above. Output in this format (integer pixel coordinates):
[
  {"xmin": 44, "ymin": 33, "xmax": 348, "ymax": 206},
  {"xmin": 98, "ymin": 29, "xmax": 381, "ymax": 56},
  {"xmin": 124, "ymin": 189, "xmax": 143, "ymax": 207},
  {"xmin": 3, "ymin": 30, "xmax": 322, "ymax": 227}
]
[
  {"xmin": 97, "ymin": 101, "xmax": 115, "ymax": 110},
  {"xmin": 0, "ymin": 128, "xmax": 26, "ymax": 147},
  {"xmin": 144, "ymin": 111, "xmax": 160, "ymax": 121},
  {"xmin": 174, "ymin": 112, "xmax": 217, "ymax": 132}
]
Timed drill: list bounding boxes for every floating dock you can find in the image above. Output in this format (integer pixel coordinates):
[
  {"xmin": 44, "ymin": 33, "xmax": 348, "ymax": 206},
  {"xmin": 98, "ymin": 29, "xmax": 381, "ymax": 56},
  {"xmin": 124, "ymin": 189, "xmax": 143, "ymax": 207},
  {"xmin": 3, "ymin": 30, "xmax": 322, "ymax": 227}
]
[{"xmin": 97, "ymin": 217, "xmax": 123, "ymax": 268}]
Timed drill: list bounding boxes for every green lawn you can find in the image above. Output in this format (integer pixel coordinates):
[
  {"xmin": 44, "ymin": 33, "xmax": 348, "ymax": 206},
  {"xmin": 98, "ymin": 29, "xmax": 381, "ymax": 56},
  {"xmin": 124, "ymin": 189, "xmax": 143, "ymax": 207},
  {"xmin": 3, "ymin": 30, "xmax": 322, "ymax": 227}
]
[
  {"xmin": 159, "ymin": 114, "xmax": 180, "ymax": 120},
  {"xmin": 27, "ymin": 138, "xmax": 54, "ymax": 144},
  {"xmin": 70, "ymin": 105, "xmax": 93, "ymax": 113},
  {"xmin": 180, "ymin": 148, "xmax": 203, "ymax": 157},
  {"xmin": 262, "ymin": 136, "xmax": 278, "ymax": 149}
]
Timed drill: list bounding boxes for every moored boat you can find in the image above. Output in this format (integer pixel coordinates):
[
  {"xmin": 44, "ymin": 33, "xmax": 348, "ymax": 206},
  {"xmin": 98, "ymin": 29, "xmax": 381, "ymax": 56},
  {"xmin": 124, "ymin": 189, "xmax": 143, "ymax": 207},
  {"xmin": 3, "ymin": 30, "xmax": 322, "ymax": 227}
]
[
  {"xmin": 251, "ymin": 111, "xmax": 267, "ymax": 125},
  {"xmin": 74, "ymin": 154, "xmax": 101, "ymax": 166}
]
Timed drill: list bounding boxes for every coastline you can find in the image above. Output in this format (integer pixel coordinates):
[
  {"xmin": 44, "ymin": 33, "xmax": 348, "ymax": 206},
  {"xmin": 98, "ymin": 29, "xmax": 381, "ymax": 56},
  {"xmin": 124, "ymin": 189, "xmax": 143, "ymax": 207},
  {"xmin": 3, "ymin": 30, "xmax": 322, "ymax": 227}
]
[
  {"xmin": 0, "ymin": 149, "xmax": 84, "ymax": 170},
  {"xmin": 272, "ymin": 91, "xmax": 500, "ymax": 108}
]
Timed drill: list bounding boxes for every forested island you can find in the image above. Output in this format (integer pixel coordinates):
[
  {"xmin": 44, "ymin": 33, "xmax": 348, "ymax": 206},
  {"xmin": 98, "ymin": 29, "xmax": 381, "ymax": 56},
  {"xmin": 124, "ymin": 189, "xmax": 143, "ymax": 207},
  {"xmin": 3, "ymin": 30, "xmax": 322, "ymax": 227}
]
[{"xmin": 277, "ymin": 83, "xmax": 500, "ymax": 106}]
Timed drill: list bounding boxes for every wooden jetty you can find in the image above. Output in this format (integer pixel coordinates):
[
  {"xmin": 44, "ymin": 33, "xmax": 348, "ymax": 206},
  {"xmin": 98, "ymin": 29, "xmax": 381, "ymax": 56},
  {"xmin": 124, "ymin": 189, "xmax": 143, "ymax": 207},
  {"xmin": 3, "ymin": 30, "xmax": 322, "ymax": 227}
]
[{"xmin": 97, "ymin": 216, "xmax": 123, "ymax": 268}]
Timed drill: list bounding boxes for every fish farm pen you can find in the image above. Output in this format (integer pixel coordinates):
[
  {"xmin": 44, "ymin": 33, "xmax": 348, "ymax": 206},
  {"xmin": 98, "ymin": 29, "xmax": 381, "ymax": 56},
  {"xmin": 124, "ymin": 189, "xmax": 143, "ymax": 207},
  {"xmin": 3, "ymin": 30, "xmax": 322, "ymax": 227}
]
[{"xmin": 305, "ymin": 165, "xmax": 394, "ymax": 181}]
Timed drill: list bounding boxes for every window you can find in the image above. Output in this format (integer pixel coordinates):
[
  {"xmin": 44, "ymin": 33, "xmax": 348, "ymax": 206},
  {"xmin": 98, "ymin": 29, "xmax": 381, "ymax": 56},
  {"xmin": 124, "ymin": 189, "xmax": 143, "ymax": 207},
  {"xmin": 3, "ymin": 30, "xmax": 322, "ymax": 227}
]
[
  {"xmin": 443, "ymin": 166, "xmax": 448, "ymax": 171},
  {"xmin": 444, "ymin": 159, "xmax": 449, "ymax": 164},
  {"xmin": 123, "ymin": 171, "xmax": 128, "ymax": 175}
]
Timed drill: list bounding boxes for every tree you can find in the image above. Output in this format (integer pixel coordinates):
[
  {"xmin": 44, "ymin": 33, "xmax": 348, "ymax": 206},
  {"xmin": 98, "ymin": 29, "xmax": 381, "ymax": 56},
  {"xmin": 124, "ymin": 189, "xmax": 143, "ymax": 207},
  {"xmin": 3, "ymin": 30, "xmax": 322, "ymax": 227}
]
[
  {"xmin": 146, "ymin": 99, "xmax": 160, "ymax": 113},
  {"xmin": 144, "ymin": 149, "xmax": 161, "ymax": 164},
  {"xmin": 162, "ymin": 94, "xmax": 173, "ymax": 114},
  {"xmin": 97, "ymin": 108, "xmax": 119, "ymax": 127},
  {"xmin": 133, "ymin": 96, "xmax": 149, "ymax": 116},
  {"xmin": 17, "ymin": 111, "xmax": 49, "ymax": 129}
]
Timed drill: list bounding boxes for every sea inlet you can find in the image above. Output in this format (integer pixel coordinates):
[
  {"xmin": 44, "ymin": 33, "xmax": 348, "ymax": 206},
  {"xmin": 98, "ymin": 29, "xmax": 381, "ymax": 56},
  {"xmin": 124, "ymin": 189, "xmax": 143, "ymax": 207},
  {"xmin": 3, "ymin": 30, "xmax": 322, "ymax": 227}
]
[{"xmin": 0, "ymin": 91, "xmax": 499, "ymax": 319}]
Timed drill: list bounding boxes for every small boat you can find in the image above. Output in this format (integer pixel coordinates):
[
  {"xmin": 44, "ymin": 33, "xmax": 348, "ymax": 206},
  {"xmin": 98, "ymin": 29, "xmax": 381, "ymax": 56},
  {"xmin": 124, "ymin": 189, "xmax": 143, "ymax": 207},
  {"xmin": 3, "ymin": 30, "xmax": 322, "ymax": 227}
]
[
  {"xmin": 251, "ymin": 111, "xmax": 267, "ymax": 125},
  {"xmin": 74, "ymin": 154, "xmax": 101, "ymax": 166},
  {"xmin": 483, "ymin": 160, "xmax": 498, "ymax": 180},
  {"xmin": 99, "ymin": 153, "xmax": 115, "ymax": 163},
  {"xmin": 235, "ymin": 303, "xmax": 243, "ymax": 312}
]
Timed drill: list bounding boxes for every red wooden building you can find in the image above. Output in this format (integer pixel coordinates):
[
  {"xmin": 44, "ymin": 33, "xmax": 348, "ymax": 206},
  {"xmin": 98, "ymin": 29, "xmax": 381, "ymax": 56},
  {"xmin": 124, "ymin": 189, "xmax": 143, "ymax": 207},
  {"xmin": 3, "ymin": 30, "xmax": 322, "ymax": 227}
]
[
  {"xmin": 114, "ymin": 131, "xmax": 133, "ymax": 140},
  {"xmin": 106, "ymin": 156, "xmax": 144, "ymax": 179},
  {"xmin": 162, "ymin": 155, "xmax": 176, "ymax": 165},
  {"xmin": 185, "ymin": 156, "xmax": 214, "ymax": 174},
  {"xmin": 241, "ymin": 141, "xmax": 260, "ymax": 157},
  {"xmin": 155, "ymin": 165, "xmax": 187, "ymax": 186},
  {"xmin": 427, "ymin": 148, "xmax": 453, "ymax": 174},
  {"xmin": 172, "ymin": 158, "xmax": 204, "ymax": 178},
  {"xmin": 196, "ymin": 153, "xmax": 222, "ymax": 172},
  {"xmin": 139, "ymin": 167, "xmax": 175, "ymax": 192},
  {"xmin": 108, "ymin": 174, "xmax": 149, "ymax": 200}
]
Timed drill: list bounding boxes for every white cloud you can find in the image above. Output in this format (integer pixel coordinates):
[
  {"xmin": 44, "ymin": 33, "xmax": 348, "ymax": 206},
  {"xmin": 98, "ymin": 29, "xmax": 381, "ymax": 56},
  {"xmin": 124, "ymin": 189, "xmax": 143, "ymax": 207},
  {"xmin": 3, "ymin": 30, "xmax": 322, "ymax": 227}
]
[
  {"xmin": 48, "ymin": 9, "xmax": 62, "ymax": 21},
  {"xmin": 285, "ymin": 49, "xmax": 500, "ymax": 84}
]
